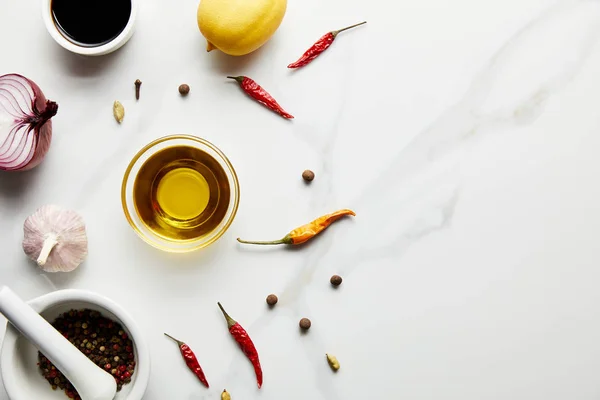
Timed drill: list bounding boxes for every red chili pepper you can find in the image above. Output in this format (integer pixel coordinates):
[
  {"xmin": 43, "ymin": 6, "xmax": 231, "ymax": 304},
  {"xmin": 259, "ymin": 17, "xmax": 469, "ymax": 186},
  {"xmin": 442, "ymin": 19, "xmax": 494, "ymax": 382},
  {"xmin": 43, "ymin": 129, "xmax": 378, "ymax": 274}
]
[
  {"xmin": 217, "ymin": 302, "xmax": 263, "ymax": 388},
  {"xmin": 227, "ymin": 76, "xmax": 294, "ymax": 119},
  {"xmin": 164, "ymin": 333, "xmax": 210, "ymax": 388},
  {"xmin": 288, "ymin": 21, "xmax": 367, "ymax": 69}
]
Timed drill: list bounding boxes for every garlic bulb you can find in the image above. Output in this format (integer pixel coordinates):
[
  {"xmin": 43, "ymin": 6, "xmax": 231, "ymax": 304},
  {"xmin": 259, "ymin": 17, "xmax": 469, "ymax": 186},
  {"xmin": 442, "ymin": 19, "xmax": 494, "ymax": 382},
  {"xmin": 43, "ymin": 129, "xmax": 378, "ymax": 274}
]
[{"xmin": 22, "ymin": 205, "xmax": 88, "ymax": 273}]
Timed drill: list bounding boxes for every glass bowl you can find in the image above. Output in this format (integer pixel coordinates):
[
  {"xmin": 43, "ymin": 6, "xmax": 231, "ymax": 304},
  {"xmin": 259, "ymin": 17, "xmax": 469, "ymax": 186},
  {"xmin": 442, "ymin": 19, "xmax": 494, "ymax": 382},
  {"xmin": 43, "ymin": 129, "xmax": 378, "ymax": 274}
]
[{"xmin": 121, "ymin": 135, "xmax": 240, "ymax": 252}]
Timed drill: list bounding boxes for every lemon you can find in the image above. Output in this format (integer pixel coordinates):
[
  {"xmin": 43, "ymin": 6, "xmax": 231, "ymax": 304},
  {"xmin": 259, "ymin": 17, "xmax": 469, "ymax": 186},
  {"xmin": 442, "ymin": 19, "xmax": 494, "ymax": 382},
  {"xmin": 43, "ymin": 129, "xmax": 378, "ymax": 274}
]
[{"xmin": 197, "ymin": 0, "xmax": 287, "ymax": 56}]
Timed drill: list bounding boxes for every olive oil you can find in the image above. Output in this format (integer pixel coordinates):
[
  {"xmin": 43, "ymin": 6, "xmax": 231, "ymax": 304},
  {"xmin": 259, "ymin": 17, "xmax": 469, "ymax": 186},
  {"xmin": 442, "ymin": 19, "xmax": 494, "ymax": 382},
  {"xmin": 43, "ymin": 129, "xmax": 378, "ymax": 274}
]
[{"xmin": 133, "ymin": 146, "xmax": 231, "ymax": 241}]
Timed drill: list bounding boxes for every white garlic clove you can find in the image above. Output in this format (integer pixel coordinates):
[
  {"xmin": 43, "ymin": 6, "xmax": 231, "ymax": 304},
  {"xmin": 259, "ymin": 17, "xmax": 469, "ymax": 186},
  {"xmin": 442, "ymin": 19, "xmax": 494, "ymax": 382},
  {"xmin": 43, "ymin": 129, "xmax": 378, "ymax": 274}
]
[{"xmin": 22, "ymin": 205, "xmax": 88, "ymax": 273}]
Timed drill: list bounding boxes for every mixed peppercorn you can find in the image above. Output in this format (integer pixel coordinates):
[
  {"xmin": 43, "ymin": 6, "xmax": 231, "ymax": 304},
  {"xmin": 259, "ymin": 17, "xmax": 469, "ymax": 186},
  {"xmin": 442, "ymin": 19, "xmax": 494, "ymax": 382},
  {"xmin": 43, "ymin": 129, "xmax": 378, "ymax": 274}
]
[{"xmin": 38, "ymin": 309, "xmax": 136, "ymax": 399}]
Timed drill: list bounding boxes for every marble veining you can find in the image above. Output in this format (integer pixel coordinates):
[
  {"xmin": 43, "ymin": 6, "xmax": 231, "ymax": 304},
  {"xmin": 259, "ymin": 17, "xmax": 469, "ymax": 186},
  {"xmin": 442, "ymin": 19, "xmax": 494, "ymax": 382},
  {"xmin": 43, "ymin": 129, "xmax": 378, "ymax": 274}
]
[{"xmin": 2, "ymin": 0, "xmax": 600, "ymax": 399}]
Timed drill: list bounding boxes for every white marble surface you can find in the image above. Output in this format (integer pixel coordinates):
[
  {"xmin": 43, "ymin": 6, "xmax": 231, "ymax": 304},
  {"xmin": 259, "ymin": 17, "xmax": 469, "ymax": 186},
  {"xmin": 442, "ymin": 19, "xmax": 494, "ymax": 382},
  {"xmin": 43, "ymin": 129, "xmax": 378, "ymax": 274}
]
[{"xmin": 2, "ymin": 0, "xmax": 600, "ymax": 398}]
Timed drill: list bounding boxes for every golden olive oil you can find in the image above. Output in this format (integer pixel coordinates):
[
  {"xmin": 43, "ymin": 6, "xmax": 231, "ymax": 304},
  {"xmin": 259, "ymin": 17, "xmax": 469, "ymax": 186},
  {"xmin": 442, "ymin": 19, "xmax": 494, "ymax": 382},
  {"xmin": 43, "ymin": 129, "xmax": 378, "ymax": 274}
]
[{"xmin": 133, "ymin": 145, "xmax": 231, "ymax": 241}]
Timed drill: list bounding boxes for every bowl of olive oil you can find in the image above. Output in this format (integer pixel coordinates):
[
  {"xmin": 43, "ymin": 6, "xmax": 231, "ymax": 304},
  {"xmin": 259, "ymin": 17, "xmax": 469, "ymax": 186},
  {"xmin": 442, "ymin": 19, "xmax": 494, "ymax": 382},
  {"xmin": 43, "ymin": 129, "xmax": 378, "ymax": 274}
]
[{"xmin": 121, "ymin": 135, "xmax": 240, "ymax": 252}]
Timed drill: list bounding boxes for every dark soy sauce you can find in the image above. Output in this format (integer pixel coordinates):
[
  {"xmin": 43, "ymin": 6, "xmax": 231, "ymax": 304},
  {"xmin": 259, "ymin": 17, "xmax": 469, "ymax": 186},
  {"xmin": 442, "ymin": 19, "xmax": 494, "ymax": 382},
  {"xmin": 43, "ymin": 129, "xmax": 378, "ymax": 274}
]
[{"xmin": 51, "ymin": 0, "xmax": 132, "ymax": 47}]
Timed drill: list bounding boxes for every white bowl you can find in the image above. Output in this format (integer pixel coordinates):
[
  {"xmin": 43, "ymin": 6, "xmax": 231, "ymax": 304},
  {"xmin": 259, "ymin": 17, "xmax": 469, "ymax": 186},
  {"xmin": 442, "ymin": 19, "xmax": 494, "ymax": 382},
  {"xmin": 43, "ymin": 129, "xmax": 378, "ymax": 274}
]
[
  {"xmin": 0, "ymin": 290, "xmax": 150, "ymax": 400},
  {"xmin": 41, "ymin": 0, "xmax": 137, "ymax": 56}
]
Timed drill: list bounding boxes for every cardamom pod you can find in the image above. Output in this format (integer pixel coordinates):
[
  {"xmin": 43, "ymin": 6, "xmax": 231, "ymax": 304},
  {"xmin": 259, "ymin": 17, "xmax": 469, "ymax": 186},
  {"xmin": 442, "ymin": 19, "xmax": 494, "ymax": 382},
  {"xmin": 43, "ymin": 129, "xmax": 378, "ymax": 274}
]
[
  {"xmin": 221, "ymin": 389, "xmax": 231, "ymax": 400},
  {"xmin": 326, "ymin": 353, "xmax": 340, "ymax": 371},
  {"xmin": 113, "ymin": 101, "xmax": 125, "ymax": 123}
]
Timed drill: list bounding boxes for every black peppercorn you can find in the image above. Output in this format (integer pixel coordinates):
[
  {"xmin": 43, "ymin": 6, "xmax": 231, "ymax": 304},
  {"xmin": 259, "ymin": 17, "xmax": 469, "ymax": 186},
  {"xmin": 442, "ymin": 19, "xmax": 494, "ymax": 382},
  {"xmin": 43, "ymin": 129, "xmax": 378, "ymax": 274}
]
[
  {"xmin": 179, "ymin": 84, "xmax": 190, "ymax": 96},
  {"xmin": 266, "ymin": 294, "xmax": 278, "ymax": 306},
  {"xmin": 299, "ymin": 318, "xmax": 311, "ymax": 330}
]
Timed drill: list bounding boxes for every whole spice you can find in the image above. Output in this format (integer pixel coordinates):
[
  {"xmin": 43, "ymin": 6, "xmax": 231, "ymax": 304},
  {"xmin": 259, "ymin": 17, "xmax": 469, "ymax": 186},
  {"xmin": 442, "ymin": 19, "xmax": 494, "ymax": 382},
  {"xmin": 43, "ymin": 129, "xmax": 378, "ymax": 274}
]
[
  {"xmin": 22, "ymin": 205, "xmax": 88, "ymax": 272},
  {"xmin": 38, "ymin": 309, "xmax": 136, "ymax": 399},
  {"xmin": 113, "ymin": 101, "xmax": 125, "ymax": 123},
  {"xmin": 227, "ymin": 76, "xmax": 293, "ymax": 119},
  {"xmin": 164, "ymin": 333, "xmax": 209, "ymax": 388},
  {"xmin": 302, "ymin": 170, "xmax": 315, "ymax": 182},
  {"xmin": 326, "ymin": 353, "xmax": 340, "ymax": 371},
  {"xmin": 299, "ymin": 318, "xmax": 311, "ymax": 330},
  {"xmin": 288, "ymin": 21, "xmax": 367, "ymax": 69},
  {"xmin": 217, "ymin": 302, "xmax": 263, "ymax": 388},
  {"xmin": 266, "ymin": 294, "xmax": 278, "ymax": 306},
  {"xmin": 0, "ymin": 73, "xmax": 58, "ymax": 171},
  {"xmin": 222, "ymin": 389, "xmax": 231, "ymax": 400},
  {"xmin": 237, "ymin": 209, "xmax": 355, "ymax": 246},
  {"xmin": 330, "ymin": 275, "xmax": 343, "ymax": 287},
  {"xmin": 179, "ymin": 84, "xmax": 190, "ymax": 96},
  {"xmin": 134, "ymin": 79, "xmax": 142, "ymax": 100}
]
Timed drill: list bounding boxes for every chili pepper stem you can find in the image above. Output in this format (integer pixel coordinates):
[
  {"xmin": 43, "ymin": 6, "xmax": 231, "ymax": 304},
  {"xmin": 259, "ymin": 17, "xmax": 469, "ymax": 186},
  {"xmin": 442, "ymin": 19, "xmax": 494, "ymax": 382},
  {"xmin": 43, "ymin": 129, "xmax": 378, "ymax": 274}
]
[
  {"xmin": 332, "ymin": 21, "xmax": 367, "ymax": 37},
  {"xmin": 164, "ymin": 333, "xmax": 185, "ymax": 347},
  {"xmin": 236, "ymin": 238, "xmax": 287, "ymax": 245},
  {"xmin": 227, "ymin": 76, "xmax": 245, "ymax": 83},
  {"xmin": 217, "ymin": 302, "xmax": 238, "ymax": 329}
]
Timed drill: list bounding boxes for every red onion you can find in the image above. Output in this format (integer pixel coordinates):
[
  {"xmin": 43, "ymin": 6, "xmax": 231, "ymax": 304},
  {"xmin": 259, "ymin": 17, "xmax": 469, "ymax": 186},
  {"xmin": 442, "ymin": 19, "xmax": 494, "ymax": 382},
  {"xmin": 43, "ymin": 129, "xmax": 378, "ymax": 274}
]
[{"xmin": 0, "ymin": 74, "xmax": 58, "ymax": 171}]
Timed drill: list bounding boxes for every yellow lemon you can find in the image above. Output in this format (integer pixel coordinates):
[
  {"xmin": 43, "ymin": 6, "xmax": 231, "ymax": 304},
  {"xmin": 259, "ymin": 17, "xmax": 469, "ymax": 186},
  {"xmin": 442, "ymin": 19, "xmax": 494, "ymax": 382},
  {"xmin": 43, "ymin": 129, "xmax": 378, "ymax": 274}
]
[{"xmin": 197, "ymin": 0, "xmax": 287, "ymax": 56}]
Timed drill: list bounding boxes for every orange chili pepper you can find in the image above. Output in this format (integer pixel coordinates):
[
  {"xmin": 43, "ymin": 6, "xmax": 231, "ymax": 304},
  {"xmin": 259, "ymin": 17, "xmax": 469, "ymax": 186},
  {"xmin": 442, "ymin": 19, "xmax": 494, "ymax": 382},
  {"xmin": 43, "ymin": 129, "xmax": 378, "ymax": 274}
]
[{"xmin": 237, "ymin": 209, "xmax": 355, "ymax": 246}]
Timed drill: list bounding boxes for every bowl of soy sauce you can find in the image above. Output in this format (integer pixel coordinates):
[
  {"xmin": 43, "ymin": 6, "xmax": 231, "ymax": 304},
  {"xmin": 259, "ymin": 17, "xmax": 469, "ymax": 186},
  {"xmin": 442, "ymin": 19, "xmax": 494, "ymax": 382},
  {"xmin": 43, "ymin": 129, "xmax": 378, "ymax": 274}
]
[{"xmin": 42, "ymin": 0, "xmax": 137, "ymax": 56}]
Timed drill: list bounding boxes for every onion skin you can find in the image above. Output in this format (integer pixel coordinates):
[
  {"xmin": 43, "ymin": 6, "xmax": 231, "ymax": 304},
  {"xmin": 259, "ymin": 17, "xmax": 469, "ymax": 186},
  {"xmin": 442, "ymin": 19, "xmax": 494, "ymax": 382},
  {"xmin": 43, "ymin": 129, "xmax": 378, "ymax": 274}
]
[
  {"xmin": 0, "ymin": 74, "xmax": 57, "ymax": 171},
  {"xmin": 23, "ymin": 77, "xmax": 54, "ymax": 171}
]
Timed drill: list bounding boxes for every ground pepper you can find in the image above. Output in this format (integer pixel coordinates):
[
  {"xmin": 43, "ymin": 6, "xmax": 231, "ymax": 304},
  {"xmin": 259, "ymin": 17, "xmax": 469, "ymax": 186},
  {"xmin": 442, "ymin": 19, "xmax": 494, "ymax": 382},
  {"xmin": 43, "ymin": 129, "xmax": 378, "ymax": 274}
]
[
  {"xmin": 38, "ymin": 309, "xmax": 136, "ymax": 400},
  {"xmin": 217, "ymin": 302, "xmax": 263, "ymax": 388},
  {"xmin": 237, "ymin": 209, "xmax": 355, "ymax": 246}
]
